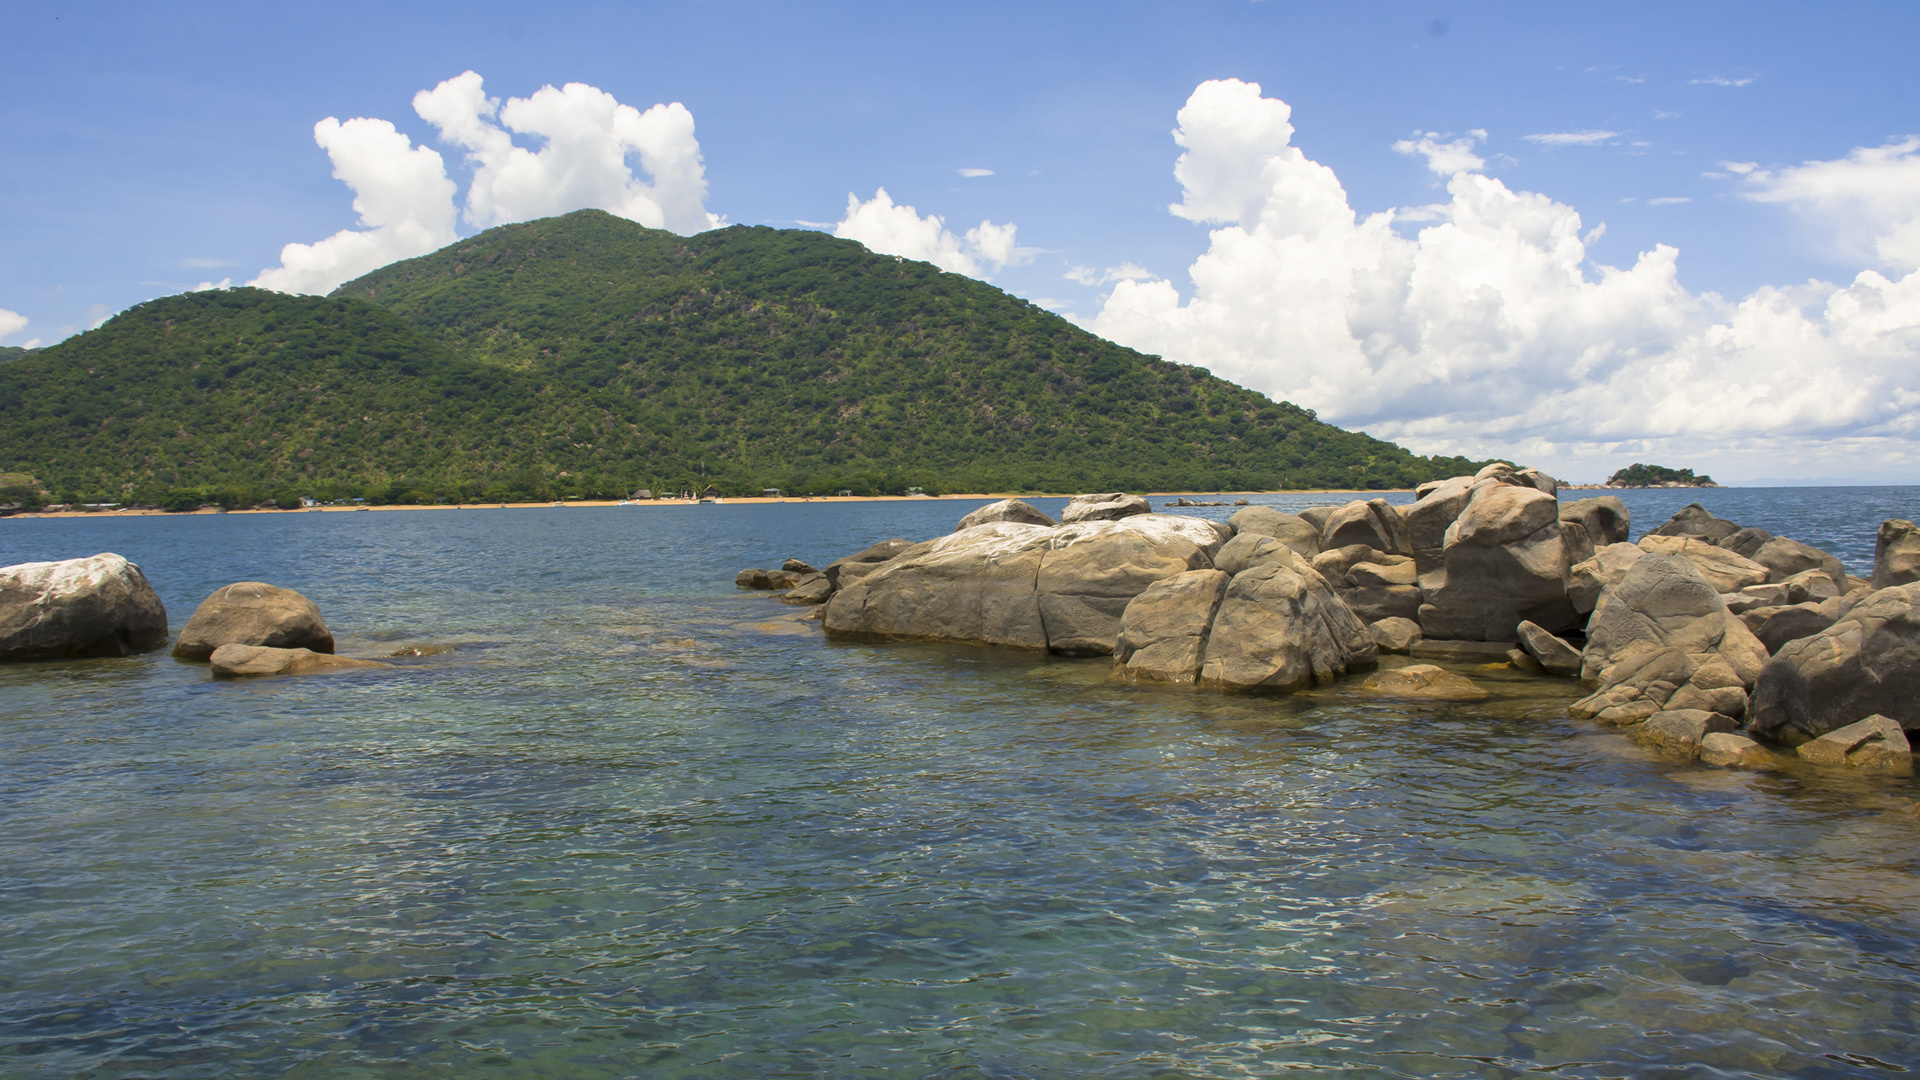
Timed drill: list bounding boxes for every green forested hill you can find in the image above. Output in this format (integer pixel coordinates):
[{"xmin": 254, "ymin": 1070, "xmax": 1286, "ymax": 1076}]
[{"xmin": 2, "ymin": 210, "xmax": 1486, "ymax": 505}]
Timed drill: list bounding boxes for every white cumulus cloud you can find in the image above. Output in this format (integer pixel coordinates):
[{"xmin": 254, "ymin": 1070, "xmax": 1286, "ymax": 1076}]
[
  {"xmin": 1086, "ymin": 78, "xmax": 1920, "ymax": 481},
  {"xmin": 249, "ymin": 117, "xmax": 459, "ymax": 295},
  {"xmin": 833, "ymin": 188, "xmax": 1022, "ymax": 279},
  {"xmin": 1738, "ymin": 136, "xmax": 1920, "ymax": 271},
  {"xmin": 414, "ymin": 71, "xmax": 716, "ymax": 234},
  {"xmin": 1393, "ymin": 131, "xmax": 1487, "ymax": 175},
  {"xmin": 0, "ymin": 308, "xmax": 27, "ymax": 341}
]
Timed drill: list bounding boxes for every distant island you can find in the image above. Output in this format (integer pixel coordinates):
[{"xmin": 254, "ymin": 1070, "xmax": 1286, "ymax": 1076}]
[
  {"xmin": 0, "ymin": 209, "xmax": 1492, "ymax": 511},
  {"xmin": 1605, "ymin": 463, "xmax": 1717, "ymax": 488}
]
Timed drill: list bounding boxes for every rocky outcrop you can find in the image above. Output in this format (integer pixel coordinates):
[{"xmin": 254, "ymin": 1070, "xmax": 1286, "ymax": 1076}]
[
  {"xmin": 209, "ymin": 643, "xmax": 393, "ymax": 678},
  {"xmin": 1196, "ymin": 548, "xmax": 1377, "ymax": 691},
  {"xmin": 1747, "ymin": 583, "xmax": 1920, "ymax": 745},
  {"xmin": 1060, "ymin": 493, "xmax": 1150, "ymax": 524},
  {"xmin": 1558, "ymin": 496, "xmax": 1630, "ymax": 565},
  {"xmin": 0, "ymin": 553, "xmax": 169, "ymax": 661},
  {"xmin": 1362, "ymin": 664, "xmax": 1489, "ymax": 701},
  {"xmin": 1794, "ymin": 715, "xmax": 1912, "ymax": 770},
  {"xmin": 1320, "ymin": 498, "xmax": 1411, "ymax": 556},
  {"xmin": 1872, "ymin": 519, "xmax": 1920, "ymax": 589},
  {"xmin": 1636, "ymin": 535, "xmax": 1770, "ymax": 593},
  {"xmin": 1568, "ymin": 543, "xmax": 1644, "ymax": 614},
  {"xmin": 1225, "ymin": 506, "xmax": 1320, "ymax": 557},
  {"xmin": 823, "ymin": 538, "xmax": 915, "ymax": 589},
  {"xmin": 1569, "ymin": 554, "xmax": 1769, "ymax": 724},
  {"xmin": 956, "ymin": 498, "xmax": 1056, "ymax": 531},
  {"xmin": 1649, "ymin": 502, "xmax": 1740, "ymax": 543},
  {"xmin": 1110, "ymin": 569, "xmax": 1229, "ymax": 684},
  {"xmin": 824, "ymin": 515, "xmax": 1226, "ymax": 655},
  {"xmin": 171, "ymin": 582, "xmax": 333, "ymax": 661},
  {"xmin": 1418, "ymin": 481, "xmax": 1577, "ymax": 640}
]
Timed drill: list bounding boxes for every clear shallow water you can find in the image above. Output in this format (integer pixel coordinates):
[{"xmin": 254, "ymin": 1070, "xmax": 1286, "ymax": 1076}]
[{"xmin": 2, "ymin": 490, "xmax": 1919, "ymax": 1079}]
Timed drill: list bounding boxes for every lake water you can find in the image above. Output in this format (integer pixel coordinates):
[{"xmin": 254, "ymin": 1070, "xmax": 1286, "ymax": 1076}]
[{"xmin": 3, "ymin": 488, "xmax": 1919, "ymax": 1078}]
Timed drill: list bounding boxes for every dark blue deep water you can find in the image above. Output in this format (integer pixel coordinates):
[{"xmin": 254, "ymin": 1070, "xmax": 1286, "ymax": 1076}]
[{"xmin": 3, "ymin": 488, "xmax": 1918, "ymax": 1078}]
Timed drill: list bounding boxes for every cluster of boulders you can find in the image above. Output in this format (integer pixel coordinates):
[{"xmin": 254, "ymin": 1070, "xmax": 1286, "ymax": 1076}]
[
  {"xmin": 739, "ymin": 473, "xmax": 1920, "ymax": 773},
  {"xmin": 0, "ymin": 554, "xmax": 392, "ymax": 678}
]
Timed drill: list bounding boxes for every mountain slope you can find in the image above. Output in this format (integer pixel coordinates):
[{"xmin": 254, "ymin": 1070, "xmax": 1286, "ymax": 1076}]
[{"xmin": 2, "ymin": 211, "xmax": 1486, "ymax": 503}]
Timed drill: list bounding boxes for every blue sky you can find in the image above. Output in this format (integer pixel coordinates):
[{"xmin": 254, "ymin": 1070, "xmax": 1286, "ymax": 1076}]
[{"xmin": 4, "ymin": 1, "xmax": 1918, "ymax": 482}]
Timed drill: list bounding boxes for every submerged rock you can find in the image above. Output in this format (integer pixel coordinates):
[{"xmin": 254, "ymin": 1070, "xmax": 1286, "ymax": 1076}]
[
  {"xmin": 1361, "ymin": 663, "xmax": 1489, "ymax": 701},
  {"xmin": 209, "ymin": 644, "xmax": 393, "ymax": 678},
  {"xmin": 0, "ymin": 553, "xmax": 169, "ymax": 661},
  {"xmin": 173, "ymin": 582, "xmax": 333, "ymax": 661}
]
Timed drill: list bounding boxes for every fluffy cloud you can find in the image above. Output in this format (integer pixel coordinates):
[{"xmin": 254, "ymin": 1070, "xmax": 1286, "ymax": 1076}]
[
  {"xmin": 1087, "ymin": 78, "xmax": 1920, "ymax": 480},
  {"xmin": 249, "ymin": 117, "xmax": 459, "ymax": 295},
  {"xmin": 833, "ymin": 188, "xmax": 1022, "ymax": 279},
  {"xmin": 415, "ymin": 71, "xmax": 715, "ymax": 234},
  {"xmin": 251, "ymin": 73, "xmax": 716, "ymax": 296},
  {"xmin": 1739, "ymin": 136, "xmax": 1920, "ymax": 271},
  {"xmin": 1394, "ymin": 131, "xmax": 1487, "ymax": 175},
  {"xmin": 0, "ymin": 308, "xmax": 26, "ymax": 341}
]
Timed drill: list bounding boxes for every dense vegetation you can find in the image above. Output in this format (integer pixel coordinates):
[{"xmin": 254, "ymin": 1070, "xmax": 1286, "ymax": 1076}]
[
  {"xmin": 2, "ymin": 210, "xmax": 1488, "ymax": 506},
  {"xmin": 1607, "ymin": 463, "xmax": 1716, "ymax": 487}
]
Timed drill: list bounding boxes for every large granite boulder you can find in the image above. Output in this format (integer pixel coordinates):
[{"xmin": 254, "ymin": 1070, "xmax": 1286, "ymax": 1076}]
[
  {"xmin": 1225, "ymin": 506, "xmax": 1320, "ymax": 557},
  {"xmin": 823, "ymin": 538, "xmax": 915, "ymax": 589},
  {"xmin": 1569, "ymin": 554, "xmax": 1770, "ymax": 723},
  {"xmin": 1060, "ymin": 493, "xmax": 1150, "ymax": 524},
  {"xmin": 1649, "ymin": 503, "xmax": 1741, "ymax": 543},
  {"xmin": 1718, "ymin": 529, "xmax": 1847, "ymax": 593},
  {"xmin": 1214, "ymin": 533, "xmax": 1292, "ymax": 576},
  {"xmin": 1747, "ymin": 582, "xmax": 1920, "ymax": 745},
  {"xmin": 1320, "ymin": 498, "xmax": 1411, "ymax": 557},
  {"xmin": 1558, "ymin": 496, "xmax": 1630, "ymax": 566},
  {"xmin": 1636, "ymin": 535, "xmax": 1770, "ymax": 593},
  {"xmin": 209, "ymin": 644, "xmax": 393, "ymax": 678},
  {"xmin": 1568, "ymin": 543, "xmax": 1644, "ymax": 614},
  {"xmin": 1110, "ymin": 569, "xmax": 1230, "ymax": 684},
  {"xmin": 173, "ymin": 582, "xmax": 334, "ymax": 660},
  {"xmin": 1197, "ymin": 548, "xmax": 1376, "ymax": 691},
  {"xmin": 0, "ymin": 553, "xmax": 170, "ymax": 661},
  {"xmin": 1405, "ymin": 476, "xmax": 1475, "ymax": 576},
  {"xmin": 956, "ymin": 498, "xmax": 1055, "ymax": 531},
  {"xmin": 1418, "ymin": 482, "xmax": 1577, "ymax": 640},
  {"xmin": 823, "ymin": 515, "xmax": 1225, "ymax": 655},
  {"xmin": 1871, "ymin": 519, "xmax": 1920, "ymax": 589}
]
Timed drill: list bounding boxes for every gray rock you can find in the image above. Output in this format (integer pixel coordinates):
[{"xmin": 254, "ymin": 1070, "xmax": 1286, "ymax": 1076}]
[
  {"xmin": 1312, "ymin": 546, "xmax": 1420, "ymax": 623},
  {"xmin": 1225, "ymin": 506, "xmax": 1320, "ymax": 556},
  {"xmin": 1777, "ymin": 567, "xmax": 1841, "ymax": 603},
  {"xmin": 1405, "ymin": 476, "xmax": 1475, "ymax": 575},
  {"xmin": 1060, "ymin": 493, "xmax": 1151, "ymax": 524},
  {"xmin": 1716, "ymin": 527, "xmax": 1775, "ymax": 560},
  {"xmin": 1111, "ymin": 569, "xmax": 1230, "ymax": 684},
  {"xmin": 1369, "ymin": 617, "xmax": 1422, "ymax": 653},
  {"xmin": 1631, "ymin": 709, "xmax": 1738, "ymax": 755},
  {"xmin": 1214, "ymin": 533, "xmax": 1291, "ymax": 577},
  {"xmin": 1724, "ymin": 584, "xmax": 1791, "ymax": 614},
  {"xmin": 1197, "ymin": 550, "xmax": 1376, "ymax": 691},
  {"xmin": 209, "ymin": 643, "xmax": 393, "ymax": 678},
  {"xmin": 1636, "ymin": 535, "xmax": 1770, "ymax": 593},
  {"xmin": 1743, "ymin": 602, "xmax": 1841, "ymax": 654},
  {"xmin": 955, "ymin": 498, "xmax": 1056, "ymax": 531},
  {"xmin": 173, "ymin": 582, "xmax": 333, "ymax": 661},
  {"xmin": 1734, "ymin": 534, "xmax": 1846, "ymax": 593},
  {"xmin": 1699, "ymin": 732, "xmax": 1780, "ymax": 769},
  {"xmin": 1748, "ymin": 582, "xmax": 1920, "ymax": 745},
  {"xmin": 1570, "ymin": 554, "xmax": 1769, "ymax": 721},
  {"xmin": 1516, "ymin": 620, "xmax": 1582, "ymax": 676},
  {"xmin": 1567, "ymin": 543, "xmax": 1644, "ymax": 614},
  {"xmin": 1036, "ymin": 518, "xmax": 1218, "ymax": 656},
  {"xmin": 1321, "ymin": 498, "xmax": 1412, "ymax": 557},
  {"xmin": 1558, "ymin": 496, "xmax": 1630, "ymax": 565},
  {"xmin": 1795, "ymin": 714, "xmax": 1912, "ymax": 771},
  {"xmin": 1362, "ymin": 663, "xmax": 1490, "ymax": 701},
  {"xmin": 777, "ymin": 574, "xmax": 833, "ymax": 605},
  {"xmin": 1649, "ymin": 502, "xmax": 1741, "ymax": 543},
  {"xmin": 1872, "ymin": 519, "xmax": 1920, "ymax": 589},
  {"xmin": 1296, "ymin": 505, "xmax": 1342, "ymax": 536},
  {"xmin": 0, "ymin": 553, "xmax": 169, "ymax": 661},
  {"xmin": 1513, "ymin": 467, "xmax": 1559, "ymax": 496},
  {"xmin": 823, "ymin": 538, "xmax": 915, "ymax": 589},
  {"xmin": 1418, "ymin": 482, "xmax": 1577, "ymax": 640}
]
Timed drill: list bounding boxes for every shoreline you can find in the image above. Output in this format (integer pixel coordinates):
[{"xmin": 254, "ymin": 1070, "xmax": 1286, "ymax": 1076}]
[{"xmin": 1, "ymin": 489, "xmax": 1423, "ymax": 520}]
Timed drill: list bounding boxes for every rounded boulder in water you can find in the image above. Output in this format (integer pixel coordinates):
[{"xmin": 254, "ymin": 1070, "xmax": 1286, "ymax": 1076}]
[{"xmin": 172, "ymin": 582, "xmax": 334, "ymax": 661}]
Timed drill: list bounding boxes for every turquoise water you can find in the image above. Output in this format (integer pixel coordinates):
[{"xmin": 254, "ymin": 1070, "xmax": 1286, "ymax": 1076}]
[{"xmin": 3, "ymin": 490, "xmax": 1919, "ymax": 1078}]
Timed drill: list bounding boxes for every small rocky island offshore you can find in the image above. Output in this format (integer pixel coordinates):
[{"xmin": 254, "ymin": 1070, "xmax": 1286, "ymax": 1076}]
[
  {"xmin": 740, "ymin": 465, "xmax": 1920, "ymax": 771},
  {"xmin": 1605, "ymin": 463, "xmax": 1717, "ymax": 488}
]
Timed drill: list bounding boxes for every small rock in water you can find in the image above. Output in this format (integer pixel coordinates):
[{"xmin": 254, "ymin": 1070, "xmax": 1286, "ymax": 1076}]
[
  {"xmin": 1699, "ymin": 732, "xmax": 1782, "ymax": 769},
  {"xmin": 209, "ymin": 644, "xmax": 394, "ymax": 678},
  {"xmin": 386, "ymin": 643, "xmax": 454, "ymax": 657},
  {"xmin": 173, "ymin": 582, "xmax": 334, "ymax": 660},
  {"xmin": 1630, "ymin": 709, "xmax": 1738, "ymax": 755},
  {"xmin": 1362, "ymin": 664, "xmax": 1490, "ymax": 701},
  {"xmin": 778, "ymin": 573, "xmax": 833, "ymax": 605},
  {"xmin": 1368, "ymin": 617, "xmax": 1422, "ymax": 654},
  {"xmin": 1795, "ymin": 715, "xmax": 1913, "ymax": 772},
  {"xmin": 782, "ymin": 558, "xmax": 819, "ymax": 574}
]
